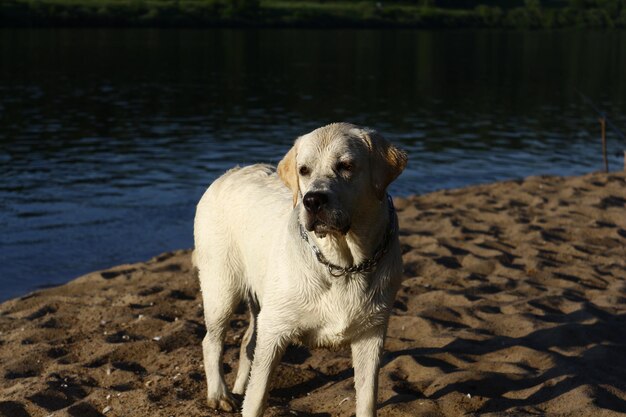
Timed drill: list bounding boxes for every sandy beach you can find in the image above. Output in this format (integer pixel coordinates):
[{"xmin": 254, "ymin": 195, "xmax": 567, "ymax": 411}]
[{"xmin": 1, "ymin": 171, "xmax": 625, "ymax": 417}]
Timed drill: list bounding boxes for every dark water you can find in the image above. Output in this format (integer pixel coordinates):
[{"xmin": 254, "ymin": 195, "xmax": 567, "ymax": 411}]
[{"xmin": 1, "ymin": 28, "xmax": 625, "ymax": 301}]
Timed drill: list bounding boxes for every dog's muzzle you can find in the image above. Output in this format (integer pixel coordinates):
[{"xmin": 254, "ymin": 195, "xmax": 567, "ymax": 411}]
[{"xmin": 302, "ymin": 191, "xmax": 350, "ymax": 236}]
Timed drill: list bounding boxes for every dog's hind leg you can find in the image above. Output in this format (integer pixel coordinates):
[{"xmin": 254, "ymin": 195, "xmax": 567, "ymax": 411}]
[
  {"xmin": 241, "ymin": 311, "xmax": 290, "ymax": 417},
  {"xmin": 233, "ymin": 293, "xmax": 259, "ymax": 395},
  {"xmin": 198, "ymin": 259, "xmax": 242, "ymax": 412}
]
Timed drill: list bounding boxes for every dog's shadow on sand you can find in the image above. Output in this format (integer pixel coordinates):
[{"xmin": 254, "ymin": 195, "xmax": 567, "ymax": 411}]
[{"xmin": 272, "ymin": 302, "xmax": 626, "ymax": 414}]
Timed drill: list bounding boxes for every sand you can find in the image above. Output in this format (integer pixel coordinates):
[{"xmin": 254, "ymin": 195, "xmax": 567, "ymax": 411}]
[{"xmin": 1, "ymin": 171, "xmax": 625, "ymax": 417}]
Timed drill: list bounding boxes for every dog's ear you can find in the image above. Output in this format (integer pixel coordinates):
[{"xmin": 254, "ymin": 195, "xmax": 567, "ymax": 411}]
[
  {"xmin": 277, "ymin": 140, "xmax": 300, "ymax": 207},
  {"xmin": 355, "ymin": 128, "xmax": 408, "ymax": 200}
]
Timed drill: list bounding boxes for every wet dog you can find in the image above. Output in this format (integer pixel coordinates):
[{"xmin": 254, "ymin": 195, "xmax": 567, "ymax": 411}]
[{"xmin": 194, "ymin": 123, "xmax": 407, "ymax": 417}]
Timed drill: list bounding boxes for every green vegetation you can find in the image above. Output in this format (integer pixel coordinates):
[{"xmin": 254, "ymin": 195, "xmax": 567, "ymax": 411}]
[
  {"xmin": 0, "ymin": 0, "xmax": 260, "ymax": 26},
  {"xmin": 1, "ymin": 0, "xmax": 626, "ymax": 28}
]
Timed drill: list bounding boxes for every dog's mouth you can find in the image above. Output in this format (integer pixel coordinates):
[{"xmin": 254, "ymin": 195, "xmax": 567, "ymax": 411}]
[{"xmin": 304, "ymin": 213, "xmax": 351, "ymax": 238}]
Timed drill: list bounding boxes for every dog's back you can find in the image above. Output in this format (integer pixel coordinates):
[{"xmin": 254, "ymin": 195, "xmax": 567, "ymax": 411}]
[{"xmin": 193, "ymin": 164, "xmax": 291, "ymax": 300}]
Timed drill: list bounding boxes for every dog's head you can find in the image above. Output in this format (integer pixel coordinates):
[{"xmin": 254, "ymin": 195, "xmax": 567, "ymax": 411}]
[{"xmin": 277, "ymin": 122, "xmax": 407, "ymax": 237}]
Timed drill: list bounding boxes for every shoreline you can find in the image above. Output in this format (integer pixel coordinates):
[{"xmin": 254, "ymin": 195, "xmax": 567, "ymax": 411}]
[{"xmin": 1, "ymin": 171, "xmax": 625, "ymax": 416}]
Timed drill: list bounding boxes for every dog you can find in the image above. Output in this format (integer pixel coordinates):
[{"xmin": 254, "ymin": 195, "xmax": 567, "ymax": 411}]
[{"xmin": 193, "ymin": 122, "xmax": 407, "ymax": 417}]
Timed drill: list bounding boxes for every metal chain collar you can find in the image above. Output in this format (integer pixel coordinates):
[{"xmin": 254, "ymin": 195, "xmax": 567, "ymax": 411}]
[{"xmin": 298, "ymin": 194, "xmax": 397, "ymax": 278}]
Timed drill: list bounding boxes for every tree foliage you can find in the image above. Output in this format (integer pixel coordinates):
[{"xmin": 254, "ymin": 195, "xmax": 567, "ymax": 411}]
[{"xmin": 0, "ymin": 0, "xmax": 624, "ymax": 28}]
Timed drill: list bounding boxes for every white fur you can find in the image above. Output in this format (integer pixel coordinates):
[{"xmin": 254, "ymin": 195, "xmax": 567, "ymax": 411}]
[{"xmin": 194, "ymin": 123, "xmax": 406, "ymax": 417}]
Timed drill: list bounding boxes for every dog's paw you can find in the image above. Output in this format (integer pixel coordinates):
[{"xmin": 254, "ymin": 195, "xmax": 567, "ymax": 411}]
[{"xmin": 207, "ymin": 393, "xmax": 240, "ymax": 412}]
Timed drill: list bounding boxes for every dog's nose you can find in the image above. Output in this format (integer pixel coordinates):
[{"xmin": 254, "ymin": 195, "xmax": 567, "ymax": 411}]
[{"xmin": 303, "ymin": 192, "xmax": 328, "ymax": 214}]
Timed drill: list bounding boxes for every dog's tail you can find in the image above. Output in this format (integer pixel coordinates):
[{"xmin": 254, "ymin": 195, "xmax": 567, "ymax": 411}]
[{"xmin": 191, "ymin": 249, "xmax": 198, "ymax": 269}]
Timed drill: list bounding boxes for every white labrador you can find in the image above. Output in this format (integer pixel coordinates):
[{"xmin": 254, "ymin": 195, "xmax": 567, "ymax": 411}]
[{"xmin": 193, "ymin": 122, "xmax": 407, "ymax": 417}]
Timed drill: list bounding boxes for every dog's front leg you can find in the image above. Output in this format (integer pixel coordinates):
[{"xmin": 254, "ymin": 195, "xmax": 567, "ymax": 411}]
[
  {"xmin": 241, "ymin": 314, "xmax": 289, "ymax": 417},
  {"xmin": 351, "ymin": 327, "xmax": 385, "ymax": 417}
]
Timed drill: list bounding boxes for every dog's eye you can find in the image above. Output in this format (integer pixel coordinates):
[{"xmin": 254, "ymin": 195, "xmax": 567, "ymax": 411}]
[
  {"xmin": 299, "ymin": 166, "xmax": 310, "ymax": 176},
  {"xmin": 336, "ymin": 161, "xmax": 353, "ymax": 173}
]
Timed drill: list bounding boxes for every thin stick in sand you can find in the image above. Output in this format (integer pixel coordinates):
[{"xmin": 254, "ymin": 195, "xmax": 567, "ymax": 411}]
[{"xmin": 599, "ymin": 116, "xmax": 608, "ymax": 173}]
